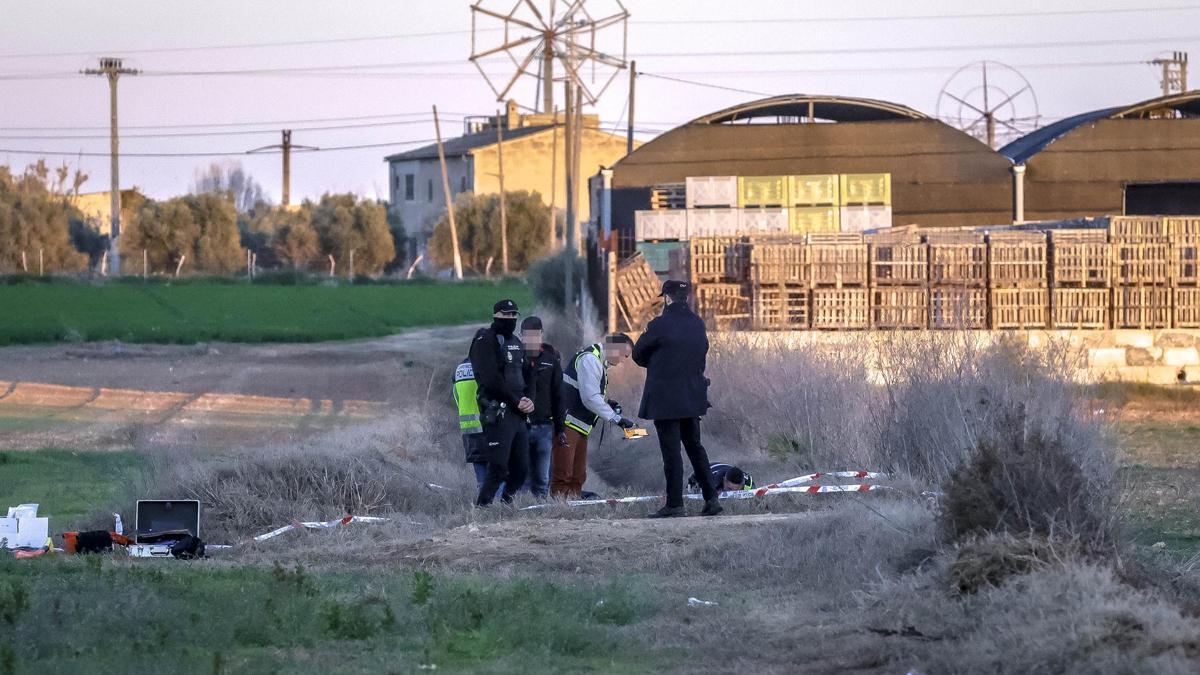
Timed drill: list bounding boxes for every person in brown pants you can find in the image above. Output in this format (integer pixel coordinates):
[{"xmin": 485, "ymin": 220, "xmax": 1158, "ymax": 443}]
[{"xmin": 551, "ymin": 334, "xmax": 636, "ymax": 499}]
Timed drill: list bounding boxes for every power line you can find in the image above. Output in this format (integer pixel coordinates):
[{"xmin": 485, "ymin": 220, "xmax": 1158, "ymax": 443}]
[
  {"xmin": 0, "ymin": 118, "xmax": 448, "ymax": 141},
  {"xmin": 0, "ymin": 138, "xmax": 438, "ymax": 158},
  {"xmin": 637, "ymin": 73, "xmax": 773, "ymax": 97},
  {"xmin": 636, "ymin": 4, "xmax": 1200, "ymax": 25},
  {"xmin": 633, "ymin": 34, "xmax": 1200, "ymax": 59},
  {"xmin": 649, "ymin": 60, "xmax": 1147, "ymax": 77},
  {"xmin": 0, "ymin": 111, "xmax": 471, "ymax": 132}
]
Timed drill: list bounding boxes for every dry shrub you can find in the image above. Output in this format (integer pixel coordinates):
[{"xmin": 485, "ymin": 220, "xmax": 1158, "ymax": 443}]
[{"xmin": 949, "ymin": 533, "xmax": 1069, "ymax": 595}]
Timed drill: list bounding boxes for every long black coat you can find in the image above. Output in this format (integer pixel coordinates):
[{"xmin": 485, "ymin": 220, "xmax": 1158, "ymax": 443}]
[{"xmin": 633, "ymin": 301, "xmax": 710, "ymax": 420}]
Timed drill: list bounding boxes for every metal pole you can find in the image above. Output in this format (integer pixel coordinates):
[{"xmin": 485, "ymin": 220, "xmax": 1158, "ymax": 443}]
[
  {"xmin": 626, "ymin": 60, "xmax": 636, "ymax": 156},
  {"xmin": 433, "ymin": 105, "xmax": 464, "ymax": 280},
  {"xmin": 549, "ymin": 106, "xmax": 559, "ymax": 249},
  {"xmin": 572, "ymin": 85, "xmax": 584, "ymax": 255},
  {"xmin": 496, "ymin": 110, "xmax": 509, "ymax": 275},
  {"xmin": 564, "ymin": 81, "xmax": 575, "ymax": 254},
  {"xmin": 542, "ymin": 35, "xmax": 555, "ymax": 114},
  {"xmin": 1012, "ymin": 164, "xmax": 1026, "ymax": 224}
]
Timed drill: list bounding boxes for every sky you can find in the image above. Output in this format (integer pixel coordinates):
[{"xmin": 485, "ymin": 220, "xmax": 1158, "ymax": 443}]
[{"xmin": 1, "ymin": 0, "xmax": 1197, "ymax": 203}]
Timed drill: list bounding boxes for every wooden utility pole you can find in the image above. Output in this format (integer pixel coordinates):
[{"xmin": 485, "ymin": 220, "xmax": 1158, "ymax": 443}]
[
  {"xmin": 563, "ymin": 82, "xmax": 575, "ymax": 254},
  {"xmin": 549, "ymin": 106, "xmax": 559, "ymax": 249},
  {"xmin": 572, "ymin": 84, "xmax": 584, "ymax": 255},
  {"xmin": 248, "ymin": 130, "xmax": 315, "ymax": 206},
  {"xmin": 1151, "ymin": 51, "xmax": 1189, "ymax": 96},
  {"xmin": 627, "ymin": 60, "xmax": 636, "ymax": 156},
  {"xmin": 433, "ymin": 105, "xmax": 464, "ymax": 280},
  {"xmin": 82, "ymin": 57, "xmax": 139, "ymax": 277},
  {"xmin": 496, "ymin": 110, "xmax": 509, "ymax": 275},
  {"xmin": 541, "ymin": 38, "xmax": 555, "ymax": 114}
]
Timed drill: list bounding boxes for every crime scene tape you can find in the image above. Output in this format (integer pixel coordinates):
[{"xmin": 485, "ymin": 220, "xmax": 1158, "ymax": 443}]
[
  {"xmin": 766, "ymin": 471, "xmax": 889, "ymax": 489},
  {"xmin": 252, "ymin": 515, "xmax": 389, "ymax": 542},
  {"xmin": 520, "ymin": 483, "xmax": 888, "ymax": 511}
]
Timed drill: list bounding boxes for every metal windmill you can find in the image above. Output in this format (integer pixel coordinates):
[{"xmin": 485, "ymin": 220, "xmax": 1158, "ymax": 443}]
[
  {"xmin": 936, "ymin": 61, "xmax": 1040, "ymax": 149},
  {"xmin": 469, "ymin": 0, "xmax": 629, "ymax": 250}
]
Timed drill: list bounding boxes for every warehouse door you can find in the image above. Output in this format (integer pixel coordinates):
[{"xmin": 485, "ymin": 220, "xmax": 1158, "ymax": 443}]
[{"xmin": 1125, "ymin": 182, "xmax": 1200, "ymax": 215}]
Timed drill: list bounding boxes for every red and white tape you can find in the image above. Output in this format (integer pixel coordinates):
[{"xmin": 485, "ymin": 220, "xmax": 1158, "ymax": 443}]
[
  {"xmin": 520, "ymin": 482, "xmax": 888, "ymax": 511},
  {"xmin": 766, "ymin": 471, "xmax": 889, "ymax": 489},
  {"xmin": 252, "ymin": 515, "xmax": 389, "ymax": 542}
]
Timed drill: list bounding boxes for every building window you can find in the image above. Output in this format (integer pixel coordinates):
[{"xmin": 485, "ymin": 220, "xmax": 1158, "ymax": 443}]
[
  {"xmin": 404, "ymin": 174, "xmax": 415, "ymax": 201},
  {"xmin": 428, "ymin": 179, "xmax": 434, "ymax": 203}
]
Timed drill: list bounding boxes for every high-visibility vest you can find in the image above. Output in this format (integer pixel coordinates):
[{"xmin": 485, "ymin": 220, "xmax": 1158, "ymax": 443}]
[
  {"xmin": 562, "ymin": 344, "xmax": 607, "ymax": 436},
  {"xmin": 453, "ymin": 360, "xmax": 482, "ymax": 435}
]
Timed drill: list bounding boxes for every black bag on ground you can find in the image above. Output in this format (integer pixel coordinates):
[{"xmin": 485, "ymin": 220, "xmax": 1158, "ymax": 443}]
[{"xmin": 169, "ymin": 535, "xmax": 205, "ymax": 559}]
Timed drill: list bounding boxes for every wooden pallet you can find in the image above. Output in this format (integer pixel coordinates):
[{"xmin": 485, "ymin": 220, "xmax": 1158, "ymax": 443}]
[
  {"xmin": 688, "ymin": 237, "xmax": 748, "ymax": 283},
  {"xmin": 695, "ymin": 283, "xmax": 751, "ymax": 330},
  {"xmin": 1168, "ymin": 217, "xmax": 1200, "ymax": 287},
  {"xmin": 807, "ymin": 235, "xmax": 868, "ymax": 287},
  {"xmin": 870, "ymin": 286, "xmax": 928, "ymax": 329},
  {"xmin": 929, "ymin": 287, "xmax": 987, "ymax": 329},
  {"xmin": 1051, "ymin": 288, "xmax": 1110, "ymax": 329},
  {"xmin": 1112, "ymin": 286, "xmax": 1172, "ymax": 329},
  {"xmin": 751, "ymin": 285, "xmax": 809, "ymax": 330},
  {"xmin": 866, "ymin": 234, "xmax": 927, "ymax": 286},
  {"xmin": 615, "ymin": 253, "xmax": 664, "ymax": 331},
  {"xmin": 811, "ymin": 288, "xmax": 870, "ymax": 330},
  {"xmin": 988, "ymin": 231, "xmax": 1047, "ymax": 287},
  {"xmin": 1174, "ymin": 287, "xmax": 1200, "ymax": 328},
  {"xmin": 989, "ymin": 287, "xmax": 1048, "ymax": 329},
  {"xmin": 750, "ymin": 242, "xmax": 808, "ymax": 285},
  {"xmin": 1049, "ymin": 229, "xmax": 1110, "ymax": 288},
  {"xmin": 1110, "ymin": 215, "xmax": 1168, "ymax": 239},
  {"xmin": 650, "ymin": 183, "xmax": 686, "ymax": 210},
  {"xmin": 927, "ymin": 232, "xmax": 987, "ymax": 287},
  {"xmin": 1112, "ymin": 238, "xmax": 1172, "ymax": 285}
]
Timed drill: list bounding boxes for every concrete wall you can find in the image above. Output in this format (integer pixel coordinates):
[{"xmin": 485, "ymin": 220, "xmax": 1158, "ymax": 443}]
[{"xmin": 387, "ymin": 157, "xmax": 473, "ymax": 246}]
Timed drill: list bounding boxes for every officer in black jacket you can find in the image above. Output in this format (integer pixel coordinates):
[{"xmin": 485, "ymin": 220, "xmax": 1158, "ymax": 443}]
[
  {"xmin": 519, "ymin": 316, "xmax": 564, "ymax": 499},
  {"xmin": 633, "ymin": 280, "xmax": 721, "ymax": 518},
  {"xmin": 469, "ymin": 299, "xmax": 534, "ymax": 506}
]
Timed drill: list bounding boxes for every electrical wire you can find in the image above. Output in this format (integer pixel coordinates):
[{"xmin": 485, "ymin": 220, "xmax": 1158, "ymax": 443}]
[
  {"xmin": 0, "ymin": 111, "xmax": 472, "ymax": 132},
  {"xmin": 0, "ymin": 118, "xmax": 449, "ymax": 141},
  {"xmin": 636, "ymin": 4, "xmax": 1200, "ymax": 25},
  {"xmin": 637, "ymin": 72, "xmax": 772, "ymax": 97},
  {"xmin": 0, "ymin": 138, "xmax": 438, "ymax": 158}
]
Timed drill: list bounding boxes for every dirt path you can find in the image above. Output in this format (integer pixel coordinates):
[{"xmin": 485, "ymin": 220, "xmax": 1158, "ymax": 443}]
[{"xmin": 0, "ymin": 325, "xmax": 477, "ymax": 451}]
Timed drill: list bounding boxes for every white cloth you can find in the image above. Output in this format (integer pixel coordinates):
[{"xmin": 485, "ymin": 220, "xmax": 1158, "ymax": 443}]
[{"xmin": 575, "ymin": 349, "xmax": 620, "ymax": 423}]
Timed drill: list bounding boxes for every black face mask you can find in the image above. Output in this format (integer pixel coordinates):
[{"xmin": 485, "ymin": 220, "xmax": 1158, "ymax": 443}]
[{"xmin": 492, "ymin": 318, "xmax": 517, "ymax": 337}]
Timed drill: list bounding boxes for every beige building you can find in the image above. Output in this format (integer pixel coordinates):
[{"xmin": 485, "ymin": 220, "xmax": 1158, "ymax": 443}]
[
  {"xmin": 384, "ymin": 101, "xmax": 636, "ymax": 262},
  {"xmin": 72, "ymin": 191, "xmax": 114, "ymax": 235}
]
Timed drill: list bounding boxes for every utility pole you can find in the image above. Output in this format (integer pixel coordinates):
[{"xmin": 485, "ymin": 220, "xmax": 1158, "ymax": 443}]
[
  {"xmin": 82, "ymin": 57, "xmax": 139, "ymax": 276},
  {"xmin": 541, "ymin": 39, "xmax": 555, "ymax": 114},
  {"xmin": 627, "ymin": 60, "xmax": 636, "ymax": 156},
  {"xmin": 496, "ymin": 109, "xmax": 509, "ymax": 275},
  {"xmin": 549, "ymin": 106, "xmax": 559, "ymax": 249},
  {"xmin": 248, "ymin": 130, "xmax": 315, "ymax": 206},
  {"xmin": 433, "ymin": 105, "xmax": 464, "ymax": 280},
  {"xmin": 1150, "ymin": 51, "xmax": 1189, "ymax": 96}
]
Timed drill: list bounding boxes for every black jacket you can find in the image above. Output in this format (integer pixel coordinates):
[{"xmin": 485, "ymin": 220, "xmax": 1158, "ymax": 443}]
[
  {"xmin": 524, "ymin": 344, "xmax": 565, "ymax": 432},
  {"xmin": 633, "ymin": 301, "xmax": 710, "ymax": 420},
  {"xmin": 469, "ymin": 325, "xmax": 526, "ymax": 408}
]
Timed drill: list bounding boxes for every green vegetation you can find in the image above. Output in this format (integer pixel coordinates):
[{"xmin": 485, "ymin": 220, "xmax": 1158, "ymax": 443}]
[
  {"xmin": 0, "ymin": 450, "xmax": 147, "ymax": 524},
  {"xmin": 0, "ymin": 279, "xmax": 531, "ymax": 345},
  {"xmin": 0, "ymin": 560, "xmax": 663, "ymax": 674}
]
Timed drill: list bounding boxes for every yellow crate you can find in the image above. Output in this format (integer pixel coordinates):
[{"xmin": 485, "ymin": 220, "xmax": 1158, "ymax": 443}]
[
  {"xmin": 738, "ymin": 175, "xmax": 789, "ymax": 207},
  {"xmin": 789, "ymin": 174, "xmax": 840, "ymax": 206},
  {"xmin": 789, "ymin": 206, "xmax": 840, "ymax": 235},
  {"xmin": 839, "ymin": 173, "xmax": 891, "ymax": 205}
]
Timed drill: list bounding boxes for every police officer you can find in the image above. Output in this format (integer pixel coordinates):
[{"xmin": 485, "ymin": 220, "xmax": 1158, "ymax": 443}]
[
  {"xmin": 689, "ymin": 463, "xmax": 754, "ymax": 494},
  {"xmin": 452, "ymin": 357, "xmax": 499, "ymax": 499},
  {"xmin": 633, "ymin": 280, "xmax": 722, "ymax": 518},
  {"xmin": 469, "ymin": 299, "xmax": 534, "ymax": 506}
]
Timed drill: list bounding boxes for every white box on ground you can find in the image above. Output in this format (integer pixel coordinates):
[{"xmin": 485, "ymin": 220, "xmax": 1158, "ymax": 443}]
[
  {"xmin": 687, "ymin": 208, "xmax": 739, "ymax": 237},
  {"xmin": 840, "ymin": 205, "xmax": 892, "ymax": 233},
  {"xmin": 739, "ymin": 207, "xmax": 789, "ymax": 234},
  {"xmin": 685, "ymin": 176, "xmax": 738, "ymax": 208},
  {"xmin": 634, "ymin": 209, "xmax": 688, "ymax": 241},
  {"xmin": 1, "ymin": 504, "xmax": 49, "ymax": 549}
]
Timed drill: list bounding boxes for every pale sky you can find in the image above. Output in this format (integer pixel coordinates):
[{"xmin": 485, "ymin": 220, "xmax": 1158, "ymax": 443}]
[{"xmin": 1, "ymin": 0, "xmax": 1197, "ymax": 203}]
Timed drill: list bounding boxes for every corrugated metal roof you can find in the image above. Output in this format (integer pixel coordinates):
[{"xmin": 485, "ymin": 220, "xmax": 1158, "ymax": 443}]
[
  {"xmin": 688, "ymin": 94, "xmax": 928, "ymax": 125},
  {"xmin": 384, "ymin": 124, "xmax": 553, "ymax": 162}
]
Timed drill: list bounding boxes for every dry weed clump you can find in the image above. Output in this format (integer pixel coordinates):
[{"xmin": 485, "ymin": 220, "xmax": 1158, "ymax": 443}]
[{"xmin": 948, "ymin": 533, "xmax": 1071, "ymax": 595}]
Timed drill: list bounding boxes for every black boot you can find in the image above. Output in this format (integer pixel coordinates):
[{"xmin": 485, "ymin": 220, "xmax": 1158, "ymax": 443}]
[
  {"xmin": 647, "ymin": 505, "xmax": 686, "ymax": 519},
  {"xmin": 700, "ymin": 498, "xmax": 723, "ymax": 517}
]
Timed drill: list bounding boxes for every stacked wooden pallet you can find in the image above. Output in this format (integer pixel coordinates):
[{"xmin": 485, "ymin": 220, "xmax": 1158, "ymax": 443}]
[
  {"xmin": 614, "ymin": 253, "xmax": 664, "ymax": 331},
  {"xmin": 1049, "ymin": 229, "xmax": 1110, "ymax": 329},
  {"xmin": 1171, "ymin": 217, "xmax": 1200, "ymax": 328},
  {"xmin": 867, "ymin": 232, "xmax": 927, "ymax": 329},
  {"xmin": 1111, "ymin": 216, "xmax": 1172, "ymax": 329},
  {"xmin": 988, "ymin": 231, "xmax": 1048, "ymax": 329},
  {"xmin": 927, "ymin": 232, "xmax": 987, "ymax": 329},
  {"xmin": 808, "ymin": 233, "xmax": 869, "ymax": 330},
  {"xmin": 748, "ymin": 235, "xmax": 809, "ymax": 330}
]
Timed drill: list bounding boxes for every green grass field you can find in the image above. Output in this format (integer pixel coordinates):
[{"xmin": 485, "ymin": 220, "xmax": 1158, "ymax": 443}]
[
  {"xmin": 0, "ymin": 450, "xmax": 148, "ymax": 525},
  {"xmin": 0, "ymin": 279, "xmax": 531, "ymax": 345}
]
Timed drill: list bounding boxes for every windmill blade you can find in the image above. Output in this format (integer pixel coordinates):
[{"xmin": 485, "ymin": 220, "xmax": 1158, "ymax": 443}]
[
  {"xmin": 987, "ymin": 84, "xmax": 1030, "ymax": 114},
  {"xmin": 472, "ymin": 3, "xmax": 542, "ymax": 32},
  {"xmin": 470, "ymin": 33, "xmax": 541, "ymax": 61},
  {"xmin": 521, "ymin": 0, "xmax": 552, "ymax": 30},
  {"xmin": 495, "ymin": 44, "xmax": 542, "ymax": 101},
  {"xmin": 945, "ymin": 92, "xmax": 987, "ymax": 117}
]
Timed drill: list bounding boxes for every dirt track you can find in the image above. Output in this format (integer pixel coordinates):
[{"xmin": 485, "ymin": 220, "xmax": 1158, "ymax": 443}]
[{"xmin": 0, "ymin": 325, "xmax": 476, "ymax": 451}]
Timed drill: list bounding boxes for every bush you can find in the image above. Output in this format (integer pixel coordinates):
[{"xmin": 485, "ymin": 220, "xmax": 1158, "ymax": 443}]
[{"xmin": 526, "ymin": 248, "xmax": 585, "ymax": 315}]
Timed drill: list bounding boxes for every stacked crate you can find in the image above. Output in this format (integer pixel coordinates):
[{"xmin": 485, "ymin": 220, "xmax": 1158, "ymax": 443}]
[
  {"xmin": 927, "ymin": 231, "xmax": 987, "ymax": 328},
  {"xmin": 737, "ymin": 175, "xmax": 790, "ymax": 239},
  {"xmin": 749, "ymin": 235, "xmax": 809, "ymax": 330},
  {"xmin": 788, "ymin": 174, "xmax": 840, "ymax": 236},
  {"xmin": 987, "ymin": 231, "xmax": 1048, "ymax": 329},
  {"xmin": 634, "ymin": 184, "xmax": 690, "ymax": 279},
  {"xmin": 1049, "ymin": 229, "xmax": 1110, "ymax": 329},
  {"xmin": 1170, "ymin": 217, "xmax": 1200, "ymax": 328},
  {"xmin": 1111, "ymin": 216, "xmax": 1172, "ymax": 329},
  {"xmin": 867, "ymin": 232, "xmax": 928, "ymax": 329},
  {"xmin": 808, "ymin": 233, "xmax": 869, "ymax": 329},
  {"xmin": 689, "ymin": 236, "xmax": 751, "ymax": 329},
  {"xmin": 839, "ymin": 174, "xmax": 893, "ymax": 233}
]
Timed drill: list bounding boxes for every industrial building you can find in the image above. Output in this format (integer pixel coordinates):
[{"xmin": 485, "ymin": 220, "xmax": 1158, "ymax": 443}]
[
  {"xmin": 1000, "ymin": 91, "xmax": 1200, "ymax": 222},
  {"xmin": 606, "ymin": 94, "xmax": 1015, "ymax": 254}
]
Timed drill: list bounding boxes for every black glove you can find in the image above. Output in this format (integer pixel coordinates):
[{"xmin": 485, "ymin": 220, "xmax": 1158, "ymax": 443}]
[
  {"xmin": 608, "ymin": 400, "xmax": 622, "ymax": 416},
  {"xmin": 616, "ymin": 417, "xmax": 636, "ymax": 430}
]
